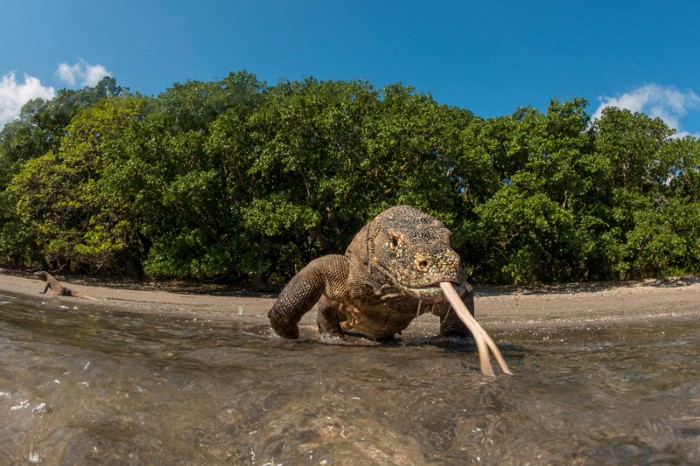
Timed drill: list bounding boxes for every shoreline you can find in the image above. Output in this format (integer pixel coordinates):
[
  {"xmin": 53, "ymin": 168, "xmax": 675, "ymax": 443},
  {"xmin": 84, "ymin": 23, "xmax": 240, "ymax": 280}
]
[{"xmin": 2, "ymin": 271, "xmax": 700, "ymax": 337}]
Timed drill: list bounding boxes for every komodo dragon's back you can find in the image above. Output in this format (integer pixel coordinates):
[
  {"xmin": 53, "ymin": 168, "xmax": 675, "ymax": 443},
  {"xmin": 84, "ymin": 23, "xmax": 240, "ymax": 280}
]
[{"xmin": 268, "ymin": 205, "xmax": 474, "ymax": 340}]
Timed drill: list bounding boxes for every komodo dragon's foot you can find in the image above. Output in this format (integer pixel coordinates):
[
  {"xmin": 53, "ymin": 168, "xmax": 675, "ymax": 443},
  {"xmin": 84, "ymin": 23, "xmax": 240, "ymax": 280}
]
[{"xmin": 268, "ymin": 313, "xmax": 300, "ymax": 339}]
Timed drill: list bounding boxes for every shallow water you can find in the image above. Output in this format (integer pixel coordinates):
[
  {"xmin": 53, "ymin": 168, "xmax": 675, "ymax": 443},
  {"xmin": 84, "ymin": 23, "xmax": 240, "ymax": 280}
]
[{"xmin": 1, "ymin": 294, "xmax": 699, "ymax": 465}]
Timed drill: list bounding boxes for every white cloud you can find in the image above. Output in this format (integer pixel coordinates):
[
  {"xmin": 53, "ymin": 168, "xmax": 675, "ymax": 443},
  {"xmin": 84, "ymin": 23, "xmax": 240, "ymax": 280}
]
[
  {"xmin": 84, "ymin": 64, "xmax": 111, "ymax": 86},
  {"xmin": 56, "ymin": 60, "xmax": 111, "ymax": 87},
  {"xmin": 56, "ymin": 62, "xmax": 81, "ymax": 86},
  {"xmin": 593, "ymin": 84, "xmax": 700, "ymax": 137},
  {"xmin": 0, "ymin": 72, "xmax": 55, "ymax": 128}
]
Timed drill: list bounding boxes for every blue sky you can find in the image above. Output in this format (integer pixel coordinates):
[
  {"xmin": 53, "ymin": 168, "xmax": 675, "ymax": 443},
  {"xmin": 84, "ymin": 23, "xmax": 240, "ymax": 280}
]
[{"xmin": 2, "ymin": 0, "xmax": 700, "ymax": 136}]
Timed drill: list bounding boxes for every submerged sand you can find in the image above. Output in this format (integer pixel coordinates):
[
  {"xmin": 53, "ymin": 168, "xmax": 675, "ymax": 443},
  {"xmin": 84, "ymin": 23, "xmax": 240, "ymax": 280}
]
[{"xmin": 1, "ymin": 271, "xmax": 699, "ymax": 337}]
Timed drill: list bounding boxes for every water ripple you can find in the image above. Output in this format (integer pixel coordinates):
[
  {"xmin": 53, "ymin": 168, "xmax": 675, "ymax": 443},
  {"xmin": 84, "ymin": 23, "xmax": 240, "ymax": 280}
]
[{"xmin": 0, "ymin": 301, "xmax": 698, "ymax": 464}]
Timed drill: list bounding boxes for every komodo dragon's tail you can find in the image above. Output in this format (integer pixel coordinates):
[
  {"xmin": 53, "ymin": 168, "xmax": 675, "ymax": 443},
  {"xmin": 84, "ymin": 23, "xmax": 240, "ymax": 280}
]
[{"xmin": 70, "ymin": 291, "xmax": 98, "ymax": 301}]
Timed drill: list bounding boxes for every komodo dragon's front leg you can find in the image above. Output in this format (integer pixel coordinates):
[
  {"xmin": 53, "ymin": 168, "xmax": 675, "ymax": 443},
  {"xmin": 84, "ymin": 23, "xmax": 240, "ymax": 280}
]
[{"xmin": 268, "ymin": 254, "xmax": 349, "ymax": 339}]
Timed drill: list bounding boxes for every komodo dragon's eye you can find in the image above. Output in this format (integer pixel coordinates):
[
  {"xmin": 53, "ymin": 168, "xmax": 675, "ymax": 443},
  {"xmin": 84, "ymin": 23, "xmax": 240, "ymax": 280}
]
[
  {"xmin": 390, "ymin": 236, "xmax": 400, "ymax": 249},
  {"xmin": 387, "ymin": 228, "xmax": 403, "ymax": 251}
]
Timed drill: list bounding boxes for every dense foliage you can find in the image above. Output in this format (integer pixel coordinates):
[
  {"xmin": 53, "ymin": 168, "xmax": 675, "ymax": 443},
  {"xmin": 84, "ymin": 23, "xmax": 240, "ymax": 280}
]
[{"xmin": 1, "ymin": 72, "xmax": 699, "ymax": 285}]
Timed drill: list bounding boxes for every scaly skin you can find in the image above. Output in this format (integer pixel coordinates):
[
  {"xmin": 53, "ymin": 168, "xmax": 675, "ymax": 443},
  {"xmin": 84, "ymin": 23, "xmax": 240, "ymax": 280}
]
[{"xmin": 268, "ymin": 205, "xmax": 473, "ymax": 340}]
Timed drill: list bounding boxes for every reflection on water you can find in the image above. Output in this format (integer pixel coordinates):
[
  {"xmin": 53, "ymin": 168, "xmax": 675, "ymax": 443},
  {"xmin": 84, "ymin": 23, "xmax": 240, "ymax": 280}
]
[{"xmin": 1, "ymin": 294, "xmax": 699, "ymax": 465}]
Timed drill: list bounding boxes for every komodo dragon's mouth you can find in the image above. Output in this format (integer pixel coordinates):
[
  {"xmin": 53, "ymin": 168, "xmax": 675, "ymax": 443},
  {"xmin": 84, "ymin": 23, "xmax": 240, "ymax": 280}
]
[
  {"xmin": 403, "ymin": 281, "xmax": 466, "ymax": 300},
  {"xmin": 403, "ymin": 280, "xmax": 512, "ymax": 377}
]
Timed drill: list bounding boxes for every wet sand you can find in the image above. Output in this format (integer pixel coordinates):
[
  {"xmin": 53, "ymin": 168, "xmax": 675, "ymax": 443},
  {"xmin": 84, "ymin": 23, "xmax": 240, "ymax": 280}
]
[{"xmin": 1, "ymin": 271, "xmax": 699, "ymax": 336}]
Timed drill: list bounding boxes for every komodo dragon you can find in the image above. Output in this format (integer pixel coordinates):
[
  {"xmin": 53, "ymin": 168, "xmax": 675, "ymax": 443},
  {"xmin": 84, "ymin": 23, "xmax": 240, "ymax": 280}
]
[
  {"xmin": 34, "ymin": 271, "xmax": 96, "ymax": 300},
  {"xmin": 268, "ymin": 205, "xmax": 510, "ymax": 376}
]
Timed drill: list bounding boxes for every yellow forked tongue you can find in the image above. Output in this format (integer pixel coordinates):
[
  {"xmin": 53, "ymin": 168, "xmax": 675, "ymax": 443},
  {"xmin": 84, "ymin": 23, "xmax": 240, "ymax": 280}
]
[{"xmin": 439, "ymin": 282, "xmax": 512, "ymax": 377}]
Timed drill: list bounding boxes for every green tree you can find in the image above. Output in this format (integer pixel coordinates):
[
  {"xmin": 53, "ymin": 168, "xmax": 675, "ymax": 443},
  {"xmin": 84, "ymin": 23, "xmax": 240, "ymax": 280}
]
[
  {"xmin": 136, "ymin": 72, "xmax": 265, "ymax": 281},
  {"xmin": 624, "ymin": 198, "xmax": 700, "ymax": 276},
  {"xmin": 586, "ymin": 107, "xmax": 677, "ymax": 279},
  {"xmin": 666, "ymin": 135, "xmax": 700, "ymax": 201},
  {"xmin": 153, "ymin": 71, "xmax": 264, "ymax": 134},
  {"xmin": 3, "ymin": 71, "xmax": 699, "ymax": 285},
  {"xmin": 0, "ymin": 77, "xmax": 127, "ymax": 267},
  {"xmin": 9, "ymin": 96, "xmax": 150, "ymax": 276},
  {"xmin": 467, "ymin": 99, "xmax": 592, "ymax": 283},
  {"xmin": 223, "ymin": 78, "xmax": 382, "ymax": 281}
]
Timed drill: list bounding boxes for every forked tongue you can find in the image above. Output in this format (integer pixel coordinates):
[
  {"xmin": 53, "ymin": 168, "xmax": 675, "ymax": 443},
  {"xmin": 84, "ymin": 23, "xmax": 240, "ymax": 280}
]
[{"xmin": 439, "ymin": 282, "xmax": 512, "ymax": 377}]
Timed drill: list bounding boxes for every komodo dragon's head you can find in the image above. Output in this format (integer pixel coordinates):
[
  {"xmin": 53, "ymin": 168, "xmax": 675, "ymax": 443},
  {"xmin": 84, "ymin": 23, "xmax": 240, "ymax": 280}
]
[{"xmin": 361, "ymin": 205, "xmax": 466, "ymax": 302}]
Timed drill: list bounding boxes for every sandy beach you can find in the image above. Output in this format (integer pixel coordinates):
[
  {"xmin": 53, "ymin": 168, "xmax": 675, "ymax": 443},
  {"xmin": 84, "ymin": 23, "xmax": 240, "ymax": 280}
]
[{"xmin": 2, "ymin": 270, "xmax": 699, "ymax": 338}]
